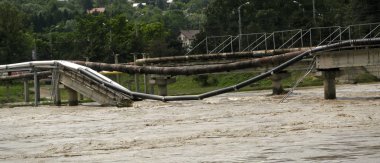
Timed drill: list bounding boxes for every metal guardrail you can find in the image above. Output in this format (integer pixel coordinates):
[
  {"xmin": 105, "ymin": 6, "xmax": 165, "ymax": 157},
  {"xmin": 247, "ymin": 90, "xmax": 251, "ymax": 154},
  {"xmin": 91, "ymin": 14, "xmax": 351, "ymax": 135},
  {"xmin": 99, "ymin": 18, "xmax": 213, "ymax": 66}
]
[{"xmin": 186, "ymin": 22, "xmax": 380, "ymax": 55}]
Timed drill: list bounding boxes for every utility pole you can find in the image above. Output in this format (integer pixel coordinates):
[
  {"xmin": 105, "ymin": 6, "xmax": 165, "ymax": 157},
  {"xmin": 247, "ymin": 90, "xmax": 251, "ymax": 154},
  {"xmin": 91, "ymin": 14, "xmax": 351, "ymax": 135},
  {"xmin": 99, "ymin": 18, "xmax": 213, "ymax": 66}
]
[
  {"xmin": 49, "ymin": 25, "xmax": 59, "ymax": 59},
  {"xmin": 238, "ymin": 2, "xmax": 250, "ymax": 52},
  {"xmin": 134, "ymin": 13, "xmax": 144, "ymax": 37},
  {"xmin": 142, "ymin": 53, "xmax": 148, "ymax": 94},
  {"xmin": 103, "ymin": 23, "xmax": 112, "ymax": 54},
  {"xmin": 115, "ymin": 53, "xmax": 120, "ymax": 83},
  {"xmin": 312, "ymin": 0, "xmax": 316, "ymax": 25},
  {"xmin": 132, "ymin": 53, "xmax": 140, "ymax": 92}
]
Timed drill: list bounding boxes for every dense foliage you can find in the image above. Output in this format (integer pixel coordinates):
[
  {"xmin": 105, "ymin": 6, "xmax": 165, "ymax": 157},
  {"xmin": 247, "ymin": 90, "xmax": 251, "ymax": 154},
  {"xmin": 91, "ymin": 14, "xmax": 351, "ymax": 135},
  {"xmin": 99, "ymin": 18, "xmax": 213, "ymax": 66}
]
[
  {"xmin": 0, "ymin": 0, "xmax": 378, "ymax": 64},
  {"xmin": 203, "ymin": 0, "xmax": 380, "ymax": 36}
]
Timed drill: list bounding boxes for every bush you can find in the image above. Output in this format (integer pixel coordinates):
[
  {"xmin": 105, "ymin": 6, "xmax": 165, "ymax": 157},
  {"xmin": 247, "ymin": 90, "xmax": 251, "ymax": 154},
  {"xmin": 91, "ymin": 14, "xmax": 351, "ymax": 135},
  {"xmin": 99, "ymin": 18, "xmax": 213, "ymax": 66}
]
[
  {"xmin": 354, "ymin": 73, "xmax": 379, "ymax": 83},
  {"xmin": 193, "ymin": 74, "xmax": 218, "ymax": 87}
]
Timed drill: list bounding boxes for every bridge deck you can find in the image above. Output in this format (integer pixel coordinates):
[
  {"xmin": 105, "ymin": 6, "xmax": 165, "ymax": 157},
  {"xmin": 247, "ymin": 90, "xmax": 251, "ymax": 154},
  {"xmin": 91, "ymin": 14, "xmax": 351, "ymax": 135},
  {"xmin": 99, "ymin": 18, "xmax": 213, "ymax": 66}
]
[
  {"xmin": 317, "ymin": 47, "xmax": 380, "ymax": 69},
  {"xmin": 59, "ymin": 70, "xmax": 132, "ymax": 107}
]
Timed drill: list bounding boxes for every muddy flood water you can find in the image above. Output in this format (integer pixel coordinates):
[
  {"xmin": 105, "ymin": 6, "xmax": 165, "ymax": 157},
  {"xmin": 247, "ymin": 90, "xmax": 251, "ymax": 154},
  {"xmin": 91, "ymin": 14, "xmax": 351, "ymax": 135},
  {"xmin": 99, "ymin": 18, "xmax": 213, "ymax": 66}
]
[{"xmin": 1, "ymin": 83, "xmax": 380, "ymax": 162}]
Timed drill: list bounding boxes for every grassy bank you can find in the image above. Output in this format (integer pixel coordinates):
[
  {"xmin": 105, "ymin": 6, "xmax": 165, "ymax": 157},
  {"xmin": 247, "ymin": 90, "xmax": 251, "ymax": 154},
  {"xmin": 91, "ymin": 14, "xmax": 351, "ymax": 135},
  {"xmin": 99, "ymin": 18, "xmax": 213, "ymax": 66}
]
[
  {"xmin": 105, "ymin": 71, "xmax": 324, "ymax": 95},
  {"xmin": 0, "ymin": 82, "xmax": 24, "ymax": 104},
  {"xmin": 100, "ymin": 70, "xmax": 379, "ymax": 95},
  {"xmin": 1, "ymin": 70, "xmax": 378, "ymax": 105},
  {"xmin": 0, "ymin": 82, "xmax": 70, "ymax": 106},
  {"xmin": 168, "ymin": 71, "xmax": 324, "ymax": 95}
]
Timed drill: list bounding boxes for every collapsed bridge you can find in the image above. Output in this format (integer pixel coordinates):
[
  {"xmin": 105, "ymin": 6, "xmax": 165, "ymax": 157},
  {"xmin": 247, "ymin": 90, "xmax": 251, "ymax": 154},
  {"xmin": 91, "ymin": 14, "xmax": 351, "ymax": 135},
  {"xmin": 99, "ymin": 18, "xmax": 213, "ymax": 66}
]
[{"xmin": 1, "ymin": 38, "xmax": 380, "ymax": 106}]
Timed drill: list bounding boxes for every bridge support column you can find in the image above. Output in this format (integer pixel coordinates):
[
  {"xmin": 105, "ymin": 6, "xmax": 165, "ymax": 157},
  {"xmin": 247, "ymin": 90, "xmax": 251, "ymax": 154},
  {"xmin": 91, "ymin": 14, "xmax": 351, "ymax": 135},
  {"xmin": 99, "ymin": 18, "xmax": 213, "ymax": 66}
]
[
  {"xmin": 33, "ymin": 69, "xmax": 40, "ymax": 106},
  {"xmin": 52, "ymin": 68, "xmax": 61, "ymax": 106},
  {"xmin": 23, "ymin": 79, "xmax": 29, "ymax": 103},
  {"xmin": 54, "ymin": 87, "xmax": 61, "ymax": 106},
  {"xmin": 144, "ymin": 74, "xmax": 148, "ymax": 94},
  {"xmin": 6, "ymin": 82, "xmax": 10, "ymax": 102},
  {"xmin": 142, "ymin": 53, "xmax": 149, "ymax": 94},
  {"xmin": 65, "ymin": 86, "xmax": 78, "ymax": 106},
  {"xmin": 149, "ymin": 75, "xmax": 176, "ymax": 96},
  {"xmin": 133, "ymin": 54, "xmax": 140, "ymax": 92},
  {"xmin": 150, "ymin": 82, "xmax": 155, "ymax": 95},
  {"xmin": 321, "ymin": 69, "xmax": 339, "ymax": 100},
  {"xmin": 135, "ymin": 74, "xmax": 140, "ymax": 92},
  {"xmin": 270, "ymin": 71, "xmax": 290, "ymax": 95}
]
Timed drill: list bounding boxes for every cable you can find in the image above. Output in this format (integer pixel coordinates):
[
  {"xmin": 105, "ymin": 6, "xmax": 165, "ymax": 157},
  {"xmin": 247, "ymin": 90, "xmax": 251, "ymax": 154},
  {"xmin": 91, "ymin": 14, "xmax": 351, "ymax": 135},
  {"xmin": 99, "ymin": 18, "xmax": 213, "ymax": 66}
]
[{"xmin": 279, "ymin": 55, "xmax": 316, "ymax": 103}]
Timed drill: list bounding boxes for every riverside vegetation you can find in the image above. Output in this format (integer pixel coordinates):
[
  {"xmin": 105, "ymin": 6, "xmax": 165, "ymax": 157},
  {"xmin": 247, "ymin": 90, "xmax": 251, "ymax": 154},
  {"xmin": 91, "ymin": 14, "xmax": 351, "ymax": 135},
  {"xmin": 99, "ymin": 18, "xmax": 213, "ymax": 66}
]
[
  {"xmin": 1, "ymin": 70, "xmax": 379, "ymax": 105},
  {"xmin": 1, "ymin": 0, "xmax": 379, "ymax": 105},
  {"xmin": 0, "ymin": 0, "xmax": 379, "ymax": 64}
]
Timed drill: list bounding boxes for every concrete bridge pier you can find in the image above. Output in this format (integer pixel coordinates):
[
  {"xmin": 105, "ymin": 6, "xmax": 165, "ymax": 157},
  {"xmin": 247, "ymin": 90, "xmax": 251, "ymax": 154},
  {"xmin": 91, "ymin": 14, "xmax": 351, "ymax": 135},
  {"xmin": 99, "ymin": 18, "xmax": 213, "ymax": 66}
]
[
  {"xmin": 33, "ymin": 69, "xmax": 40, "ymax": 106},
  {"xmin": 135, "ymin": 74, "xmax": 140, "ymax": 92},
  {"xmin": 51, "ymin": 69, "xmax": 61, "ymax": 106},
  {"xmin": 5, "ymin": 82, "xmax": 10, "ymax": 102},
  {"xmin": 270, "ymin": 71, "xmax": 290, "ymax": 95},
  {"xmin": 23, "ymin": 79, "xmax": 29, "ymax": 103},
  {"xmin": 321, "ymin": 69, "xmax": 339, "ymax": 100},
  {"xmin": 150, "ymin": 81, "xmax": 155, "ymax": 95},
  {"xmin": 65, "ymin": 86, "xmax": 78, "ymax": 106},
  {"xmin": 149, "ymin": 75, "xmax": 176, "ymax": 96},
  {"xmin": 316, "ymin": 48, "xmax": 380, "ymax": 99},
  {"xmin": 53, "ymin": 87, "xmax": 61, "ymax": 106}
]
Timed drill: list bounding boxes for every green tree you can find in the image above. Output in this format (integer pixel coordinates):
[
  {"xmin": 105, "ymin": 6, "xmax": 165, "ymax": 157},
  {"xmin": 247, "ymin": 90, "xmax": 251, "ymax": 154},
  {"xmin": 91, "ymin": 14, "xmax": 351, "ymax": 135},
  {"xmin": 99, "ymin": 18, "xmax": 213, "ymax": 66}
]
[
  {"xmin": 108, "ymin": 15, "xmax": 135, "ymax": 62},
  {"xmin": 95, "ymin": 0, "xmax": 106, "ymax": 7},
  {"xmin": 202, "ymin": 0, "xmax": 361, "ymax": 37},
  {"xmin": 351, "ymin": 0, "xmax": 380, "ymax": 23},
  {"xmin": 80, "ymin": 0, "xmax": 93, "ymax": 11},
  {"xmin": 140, "ymin": 22, "xmax": 172, "ymax": 57},
  {"xmin": 75, "ymin": 14, "xmax": 109, "ymax": 62},
  {"xmin": 163, "ymin": 10, "xmax": 190, "ymax": 32},
  {"xmin": 0, "ymin": 2, "xmax": 33, "ymax": 64},
  {"xmin": 74, "ymin": 14, "xmax": 138, "ymax": 62}
]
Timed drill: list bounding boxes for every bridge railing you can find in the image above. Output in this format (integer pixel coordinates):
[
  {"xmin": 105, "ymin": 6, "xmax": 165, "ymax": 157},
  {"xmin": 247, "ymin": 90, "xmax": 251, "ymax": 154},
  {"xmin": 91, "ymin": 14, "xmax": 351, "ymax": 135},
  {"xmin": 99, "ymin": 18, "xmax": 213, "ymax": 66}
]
[
  {"xmin": 185, "ymin": 35, "xmax": 235, "ymax": 55},
  {"xmin": 308, "ymin": 26, "xmax": 342, "ymax": 46},
  {"xmin": 207, "ymin": 35, "xmax": 231, "ymax": 54},
  {"xmin": 215, "ymin": 35, "xmax": 240, "ymax": 54},
  {"xmin": 240, "ymin": 33, "xmax": 266, "ymax": 52},
  {"xmin": 208, "ymin": 35, "xmax": 236, "ymax": 54},
  {"xmin": 348, "ymin": 22, "xmax": 380, "ymax": 40},
  {"xmin": 185, "ymin": 22, "xmax": 380, "ymax": 55},
  {"xmin": 275, "ymin": 29, "xmax": 303, "ymax": 50},
  {"xmin": 244, "ymin": 29, "xmax": 303, "ymax": 52}
]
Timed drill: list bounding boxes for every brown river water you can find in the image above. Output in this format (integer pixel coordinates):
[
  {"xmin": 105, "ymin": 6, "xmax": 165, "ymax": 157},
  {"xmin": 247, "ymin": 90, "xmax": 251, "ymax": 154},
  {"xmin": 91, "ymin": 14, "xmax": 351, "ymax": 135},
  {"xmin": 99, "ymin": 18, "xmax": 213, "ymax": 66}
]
[{"xmin": 0, "ymin": 83, "xmax": 380, "ymax": 162}]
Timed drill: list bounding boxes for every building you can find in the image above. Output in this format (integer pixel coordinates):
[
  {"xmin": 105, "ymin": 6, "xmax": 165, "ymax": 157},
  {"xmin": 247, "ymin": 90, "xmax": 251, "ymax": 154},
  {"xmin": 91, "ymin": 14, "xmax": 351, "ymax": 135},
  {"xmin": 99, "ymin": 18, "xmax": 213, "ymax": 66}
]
[
  {"xmin": 87, "ymin": 7, "xmax": 106, "ymax": 14},
  {"xmin": 132, "ymin": 3, "xmax": 147, "ymax": 8},
  {"xmin": 178, "ymin": 30, "xmax": 200, "ymax": 51}
]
